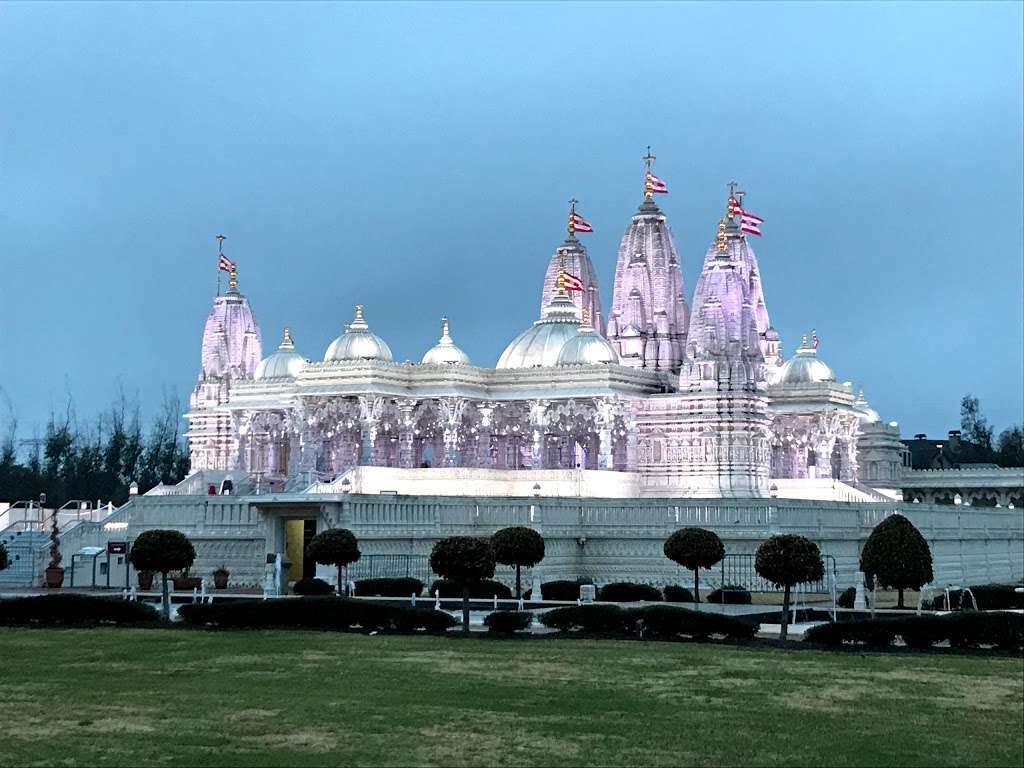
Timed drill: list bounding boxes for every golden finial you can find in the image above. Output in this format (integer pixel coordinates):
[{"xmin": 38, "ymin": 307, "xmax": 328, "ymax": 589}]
[
  {"xmin": 568, "ymin": 197, "xmax": 577, "ymax": 238},
  {"xmin": 282, "ymin": 327, "xmax": 294, "ymax": 347},
  {"xmin": 716, "ymin": 218, "xmax": 727, "ymax": 253},
  {"xmin": 643, "ymin": 146, "xmax": 656, "ymax": 200},
  {"xmin": 801, "ymin": 334, "xmax": 809, "ymax": 349},
  {"xmin": 228, "ymin": 263, "xmax": 238, "ymax": 291},
  {"xmin": 557, "ymin": 266, "xmax": 567, "ymax": 295},
  {"xmin": 582, "ymin": 306, "xmax": 590, "ymax": 325},
  {"xmin": 441, "ymin": 315, "xmax": 450, "ymax": 339},
  {"xmin": 354, "ymin": 304, "xmax": 364, "ymax": 322}
]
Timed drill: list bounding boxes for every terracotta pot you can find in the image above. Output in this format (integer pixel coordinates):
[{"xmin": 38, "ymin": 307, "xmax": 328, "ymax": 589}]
[
  {"xmin": 137, "ymin": 571, "xmax": 154, "ymax": 591},
  {"xmin": 212, "ymin": 571, "xmax": 229, "ymax": 590},
  {"xmin": 44, "ymin": 567, "xmax": 65, "ymax": 588},
  {"xmin": 173, "ymin": 576, "xmax": 202, "ymax": 591}
]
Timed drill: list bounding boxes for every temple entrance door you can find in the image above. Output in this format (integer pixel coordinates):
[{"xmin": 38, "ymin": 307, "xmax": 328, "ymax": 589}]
[{"xmin": 284, "ymin": 517, "xmax": 319, "ymax": 583}]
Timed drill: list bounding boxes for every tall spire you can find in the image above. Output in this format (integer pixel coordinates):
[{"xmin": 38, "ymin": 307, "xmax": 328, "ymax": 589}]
[{"xmin": 567, "ymin": 197, "xmax": 578, "ymax": 240}]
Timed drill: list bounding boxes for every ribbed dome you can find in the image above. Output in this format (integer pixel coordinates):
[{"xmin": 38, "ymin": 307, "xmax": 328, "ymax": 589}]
[
  {"xmin": 497, "ymin": 292, "xmax": 581, "ymax": 369},
  {"xmin": 855, "ymin": 389, "xmax": 880, "ymax": 424},
  {"xmin": 325, "ymin": 304, "xmax": 393, "ymax": 362},
  {"xmin": 557, "ymin": 315, "xmax": 619, "ymax": 365},
  {"xmin": 777, "ymin": 337, "xmax": 835, "ymax": 385},
  {"xmin": 422, "ymin": 316, "xmax": 471, "ymax": 365},
  {"xmin": 255, "ymin": 328, "xmax": 306, "ymax": 380}
]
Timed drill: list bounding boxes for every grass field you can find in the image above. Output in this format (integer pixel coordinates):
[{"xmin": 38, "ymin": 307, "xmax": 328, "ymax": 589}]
[{"xmin": 0, "ymin": 629, "xmax": 1021, "ymax": 767}]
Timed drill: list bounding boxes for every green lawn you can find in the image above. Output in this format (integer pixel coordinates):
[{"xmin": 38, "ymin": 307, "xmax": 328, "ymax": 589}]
[{"xmin": 0, "ymin": 629, "xmax": 1021, "ymax": 767}]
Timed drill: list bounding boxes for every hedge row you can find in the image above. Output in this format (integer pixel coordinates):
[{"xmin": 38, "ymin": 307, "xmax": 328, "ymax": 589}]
[
  {"xmin": 179, "ymin": 597, "xmax": 457, "ymax": 633},
  {"xmin": 356, "ymin": 578, "xmax": 425, "ymax": 597},
  {"xmin": 539, "ymin": 604, "xmax": 757, "ymax": 641},
  {"xmin": 0, "ymin": 594, "xmax": 159, "ymax": 626},
  {"xmin": 293, "ymin": 577, "xmax": 335, "ymax": 596},
  {"xmin": 597, "ymin": 582, "xmax": 663, "ymax": 602},
  {"xmin": 663, "ymin": 585, "xmax": 695, "ymax": 603},
  {"xmin": 931, "ymin": 584, "xmax": 1024, "ymax": 612},
  {"xmin": 805, "ymin": 612, "xmax": 1023, "ymax": 650},
  {"xmin": 524, "ymin": 579, "xmax": 592, "ymax": 601},
  {"xmin": 429, "ymin": 579, "xmax": 513, "ymax": 599},
  {"xmin": 706, "ymin": 585, "xmax": 753, "ymax": 605},
  {"xmin": 484, "ymin": 610, "xmax": 533, "ymax": 634}
]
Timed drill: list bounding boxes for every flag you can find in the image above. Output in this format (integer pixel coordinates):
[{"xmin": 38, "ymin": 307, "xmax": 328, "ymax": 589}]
[
  {"xmin": 647, "ymin": 172, "xmax": 668, "ymax": 194},
  {"xmin": 561, "ymin": 271, "xmax": 585, "ymax": 292},
  {"xmin": 739, "ymin": 210, "xmax": 764, "ymax": 237},
  {"xmin": 218, "ymin": 253, "xmax": 235, "ymax": 272},
  {"xmin": 570, "ymin": 212, "xmax": 593, "ymax": 233}
]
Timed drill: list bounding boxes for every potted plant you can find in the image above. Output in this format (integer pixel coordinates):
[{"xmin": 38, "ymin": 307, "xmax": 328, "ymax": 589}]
[
  {"xmin": 137, "ymin": 570, "xmax": 155, "ymax": 591},
  {"xmin": 212, "ymin": 565, "xmax": 230, "ymax": 590},
  {"xmin": 44, "ymin": 514, "xmax": 64, "ymax": 588},
  {"xmin": 172, "ymin": 569, "xmax": 202, "ymax": 591}
]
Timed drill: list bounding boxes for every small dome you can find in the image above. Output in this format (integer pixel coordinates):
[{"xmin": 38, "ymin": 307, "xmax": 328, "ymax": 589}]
[
  {"xmin": 325, "ymin": 304, "xmax": 393, "ymax": 362},
  {"xmin": 254, "ymin": 328, "xmax": 306, "ymax": 380},
  {"xmin": 422, "ymin": 316, "xmax": 471, "ymax": 365},
  {"xmin": 557, "ymin": 313, "xmax": 619, "ymax": 365},
  {"xmin": 854, "ymin": 389, "xmax": 881, "ymax": 424},
  {"xmin": 497, "ymin": 292, "xmax": 581, "ymax": 369},
  {"xmin": 776, "ymin": 335, "xmax": 835, "ymax": 385}
]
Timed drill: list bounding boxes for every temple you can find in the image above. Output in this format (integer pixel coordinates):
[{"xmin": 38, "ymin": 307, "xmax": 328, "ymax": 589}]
[{"xmin": 184, "ymin": 166, "xmax": 905, "ymax": 503}]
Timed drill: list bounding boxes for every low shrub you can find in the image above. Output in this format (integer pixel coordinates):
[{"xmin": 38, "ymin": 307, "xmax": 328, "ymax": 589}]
[
  {"xmin": 663, "ymin": 585, "xmax": 695, "ymax": 603},
  {"xmin": 429, "ymin": 579, "xmax": 512, "ymax": 600},
  {"xmin": 837, "ymin": 587, "xmax": 857, "ymax": 609},
  {"xmin": 179, "ymin": 597, "xmax": 457, "ymax": 633},
  {"xmin": 540, "ymin": 604, "xmax": 628, "ymax": 633},
  {"xmin": 804, "ymin": 613, "xmax": 1023, "ymax": 650},
  {"xmin": 293, "ymin": 577, "xmax": 334, "ymax": 596},
  {"xmin": 484, "ymin": 610, "xmax": 533, "ymax": 634},
  {"xmin": 0, "ymin": 594, "xmax": 159, "ymax": 626},
  {"xmin": 598, "ymin": 582, "xmax": 663, "ymax": 603},
  {"xmin": 524, "ymin": 579, "xmax": 593, "ymax": 601},
  {"xmin": 355, "ymin": 578, "xmax": 424, "ymax": 597},
  {"xmin": 706, "ymin": 585, "xmax": 753, "ymax": 605},
  {"xmin": 626, "ymin": 604, "xmax": 757, "ymax": 641}
]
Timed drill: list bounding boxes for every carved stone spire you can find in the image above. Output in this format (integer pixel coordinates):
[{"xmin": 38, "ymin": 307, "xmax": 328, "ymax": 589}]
[{"xmin": 540, "ymin": 203, "xmax": 604, "ymax": 334}]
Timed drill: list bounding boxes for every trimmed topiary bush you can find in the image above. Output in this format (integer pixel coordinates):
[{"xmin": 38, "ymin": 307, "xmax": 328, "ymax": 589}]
[
  {"xmin": 804, "ymin": 620, "xmax": 897, "ymax": 647},
  {"xmin": 484, "ymin": 610, "xmax": 533, "ymax": 634},
  {"xmin": 430, "ymin": 536, "xmax": 496, "ymax": 634},
  {"xmin": 306, "ymin": 529, "xmax": 361, "ymax": 593},
  {"xmin": 663, "ymin": 585, "xmax": 695, "ymax": 603},
  {"xmin": 934, "ymin": 584, "xmax": 1024, "ymax": 612},
  {"xmin": 706, "ymin": 585, "xmax": 753, "ymax": 605},
  {"xmin": 540, "ymin": 604, "xmax": 628, "ymax": 633},
  {"xmin": 355, "ymin": 577, "xmax": 424, "ymax": 597},
  {"xmin": 803, "ymin": 613, "xmax": 1023, "ymax": 650},
  {"xmin": 293, "ymin": 577, "xmax": 334, "ymax": 596},
  {"xmin": 663, "ymin": 527, "xmax": 725, "ymax": 604},
  {"xmin": 755, "ymin": 534, "xmax": 824, "ymax": 642},
  {"xmin": 429, "ymin": 579, "xmax": 512, "ymax": 600},
  {"xmin": 598, "ymin": 582, "xmax": 663, "ymax": 603},
  {"xmin": 524, "ymin": 579, "xmax": 592, "ymax": 601},
  {"xmin": 128, "ymin": 529, "xmax": 196, "ymax": 620},
  {"xmin": 0, "ymin": 594, "xmax": 159, "ymax": 626},
  {"xmin": 179, "ymin": 597, "xmax": 457, "ymax": 633},
  {"xmin": 837, "ymin": 586, "xmax": 857, "ymax": 609},
  {"xmin": 491, "ymin": 526, "xmax": 544, "ymax": 599},
  {"xmin": 860, "ymin": 513, "xmax": 934, "ymax": 609}
]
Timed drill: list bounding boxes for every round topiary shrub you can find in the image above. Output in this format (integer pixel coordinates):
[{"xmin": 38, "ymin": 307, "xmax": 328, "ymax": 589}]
[
  {"xmin": 837, "ymin": 586, "xmax": 857, "ymax": 609},
  {"xmin": 663, "ymin": 585, "xmax": 695, "ymax": 603},
  {"xmin": 598, "ymin": 582, "xmax": 663, "ymax": 603},
  {"xmin": 128, "ymin": 529, "xmax": 196, "ymax": 620},
  {"xmin": 755, "ymin": 534, "xmax": 824, "ymax": 642},
  {"xmin": 860, "ymin": 513, "xmax": 933, "ymax": 609},
  {"xmin": 663, "ymin": 527, "xmax": 725, "ymax": 603},
  {"xmin": 293, "ymin": 577, "xmax": 334, "ymax": 596},
  {"xmin": 491, "ymin": 526, "xmax": 544, "ymax": 599},
  {"xmin": 430, "ymin": 536, "xmax": 496, "ymax": 633},
  {"xmin": 706, "ymin": 585, "xmax": 753, "ymax": 605},
  {"xmin": 483, "ymin": 610, "xmax": 533, "ymax": 634},
  {"xmin": 306, "ymin": 528, "xmax": 361, "ymax": 592}
]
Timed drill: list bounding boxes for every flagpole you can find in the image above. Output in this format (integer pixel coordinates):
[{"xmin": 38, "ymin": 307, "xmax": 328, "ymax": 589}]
[{"xmin": 216, "ymin": 234, "xmax": 226, "ymax": 296}]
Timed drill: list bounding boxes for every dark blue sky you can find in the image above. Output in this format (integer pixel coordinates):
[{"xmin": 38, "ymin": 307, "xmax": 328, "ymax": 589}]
[{"xmin": 1, "ymin": 2, "xmax": 1021, "ymax": 439}]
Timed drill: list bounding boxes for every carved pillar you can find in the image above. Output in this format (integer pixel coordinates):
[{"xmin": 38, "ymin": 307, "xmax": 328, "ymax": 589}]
[
  {"xmin": 396, "ymin": 399, "xmax": 418, "ymax": 469},
  {"xmin": 477, "ymin": 403, "xmax": 495, "ymax": 468},
  {"xmin": 529, "ymin": 400, "xmax": 548, "ymax": 470},
  {"xmin": 594, "ymin": 398, "xmax": 616, "ymax": 470},
  {"xmin": 358, "ymin": 396, "xmax": 385, "ymax": 466},
  {"xmin": 438, "ymin": 398, "xmax": 467, "ymax": 468}
]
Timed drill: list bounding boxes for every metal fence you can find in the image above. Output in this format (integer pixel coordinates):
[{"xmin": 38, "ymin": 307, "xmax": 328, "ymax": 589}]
[
  {"xmin": 346, "ymin": 554, "xmax": 433, "ymax": 584},
  {"xmin": 720, "ymin": 554, "xmax": 836, "ymax": 593}
]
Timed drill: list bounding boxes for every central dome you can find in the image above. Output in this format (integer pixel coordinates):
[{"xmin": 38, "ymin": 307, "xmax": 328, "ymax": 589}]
[
  {"xmin": 776, "ymin": 336, "xmax": 835, "ymax": 385},
  {"xmin": 497, "ymin": 292, "xmax": 581, "ymax": 369},
  {"xmin": 325, "ymin": 305, "xmax": 393, "ymax": 362}
]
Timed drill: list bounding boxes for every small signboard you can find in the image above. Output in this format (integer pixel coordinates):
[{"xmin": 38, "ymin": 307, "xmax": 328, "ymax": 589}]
[{"xmin": 106, "ymin": 541, "xmax": 128, "ymax": 555}]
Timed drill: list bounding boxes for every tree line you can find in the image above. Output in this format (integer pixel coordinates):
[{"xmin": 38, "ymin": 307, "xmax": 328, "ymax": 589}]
[
  {"xmin": 959, "ymin": 395, "xmax": 1024, "ymax": 467},
  {"xmin": 0, "ymin": 391, "xmax": 190, "ymax": 508}
]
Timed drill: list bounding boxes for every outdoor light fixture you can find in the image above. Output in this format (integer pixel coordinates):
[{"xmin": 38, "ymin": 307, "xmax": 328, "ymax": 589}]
[
  {"xmin": 532, "ymin": 483, "xmax": 541, "ymax": 497},
  {"xmin": 341, "ymin": 477, "xmax": 352, "ymax": 494}
]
